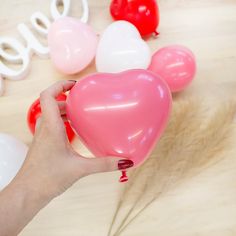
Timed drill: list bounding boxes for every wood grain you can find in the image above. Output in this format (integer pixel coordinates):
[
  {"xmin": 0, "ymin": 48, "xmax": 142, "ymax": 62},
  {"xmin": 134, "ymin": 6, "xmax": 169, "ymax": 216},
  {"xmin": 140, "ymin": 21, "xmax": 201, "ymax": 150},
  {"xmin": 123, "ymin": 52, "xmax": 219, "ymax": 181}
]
[{"xmin": 0, "ymin": 0, "xmax": 236, "ymax": 235}]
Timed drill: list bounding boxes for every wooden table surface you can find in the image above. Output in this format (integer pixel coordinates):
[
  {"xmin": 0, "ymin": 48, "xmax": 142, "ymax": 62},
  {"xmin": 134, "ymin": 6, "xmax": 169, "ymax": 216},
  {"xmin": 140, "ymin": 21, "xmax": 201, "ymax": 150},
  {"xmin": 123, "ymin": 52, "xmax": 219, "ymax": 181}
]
[{"xmin": 1, "ymin": 0, "xmax": 236, "ymax": 235}]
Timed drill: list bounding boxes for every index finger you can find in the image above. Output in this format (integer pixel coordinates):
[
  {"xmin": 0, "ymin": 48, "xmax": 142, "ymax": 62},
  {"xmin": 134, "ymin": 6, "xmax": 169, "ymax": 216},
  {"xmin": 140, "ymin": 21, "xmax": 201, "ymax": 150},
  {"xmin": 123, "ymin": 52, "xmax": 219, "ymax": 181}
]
[{"xmin": 40, "ymin": 80, "xmax": 76, "ymax": 122}]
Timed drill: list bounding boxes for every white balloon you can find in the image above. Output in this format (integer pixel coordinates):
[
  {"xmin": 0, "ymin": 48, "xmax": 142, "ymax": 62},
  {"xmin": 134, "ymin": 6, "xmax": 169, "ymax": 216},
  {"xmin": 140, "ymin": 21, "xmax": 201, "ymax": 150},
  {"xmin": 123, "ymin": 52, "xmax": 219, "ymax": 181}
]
[
  {"xmin": 96, "ymin": 21, "xmax": 151, "ymax": 73},
  {"xmin": 0, "ymin": 133, "xmax": 28, "ymax": 190}
]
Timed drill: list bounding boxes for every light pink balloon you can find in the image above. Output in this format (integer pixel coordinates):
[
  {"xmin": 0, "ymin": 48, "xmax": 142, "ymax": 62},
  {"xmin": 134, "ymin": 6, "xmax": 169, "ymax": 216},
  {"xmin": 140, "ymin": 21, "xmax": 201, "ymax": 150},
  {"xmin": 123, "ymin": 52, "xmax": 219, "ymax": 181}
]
[
  {"xmin": 48, "ymin": 17, "xmax": 98, "ymax": 75},
  {"xmin": 66, "ymin": 69, "xmax": 172, "ymax": 167},
  {"xmin": 148, "ymin": 45, "xmax": 196, "ymax": 92}
]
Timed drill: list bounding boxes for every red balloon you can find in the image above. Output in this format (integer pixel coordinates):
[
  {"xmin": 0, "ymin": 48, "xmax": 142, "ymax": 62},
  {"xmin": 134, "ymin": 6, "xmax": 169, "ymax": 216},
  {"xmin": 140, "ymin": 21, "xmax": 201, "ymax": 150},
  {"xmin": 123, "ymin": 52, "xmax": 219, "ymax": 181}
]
[
  {"xmin": 27, "ymin": 94, "xmax": 75, "ymax": 142},
  {"xmin": 110, "ymin": 0, "xmax": 160, "ymax": 37}
]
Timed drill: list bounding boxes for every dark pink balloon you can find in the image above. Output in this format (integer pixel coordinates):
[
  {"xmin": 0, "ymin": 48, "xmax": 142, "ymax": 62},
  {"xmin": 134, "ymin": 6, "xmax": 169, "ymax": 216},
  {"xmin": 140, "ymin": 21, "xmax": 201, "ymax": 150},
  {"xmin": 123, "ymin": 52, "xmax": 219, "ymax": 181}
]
[
  {"xmin": 66, "ymin": 69, "xmax": 172, "ymax": 167},
  {"xmin": 149, "ymin": 45, "xmax": 196, "ymax": 92}
]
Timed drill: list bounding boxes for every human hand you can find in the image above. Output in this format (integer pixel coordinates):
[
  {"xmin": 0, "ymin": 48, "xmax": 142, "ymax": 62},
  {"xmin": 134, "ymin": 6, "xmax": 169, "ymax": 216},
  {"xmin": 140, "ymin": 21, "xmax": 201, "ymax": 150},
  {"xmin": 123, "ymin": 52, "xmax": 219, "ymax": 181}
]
[
  {"xmin": 16, "ymin": 80, "xmax": 134, "ymax": 200},
  {"xmin": 0, "ymin": 81, "xmax": 133, "ymax": 236}
]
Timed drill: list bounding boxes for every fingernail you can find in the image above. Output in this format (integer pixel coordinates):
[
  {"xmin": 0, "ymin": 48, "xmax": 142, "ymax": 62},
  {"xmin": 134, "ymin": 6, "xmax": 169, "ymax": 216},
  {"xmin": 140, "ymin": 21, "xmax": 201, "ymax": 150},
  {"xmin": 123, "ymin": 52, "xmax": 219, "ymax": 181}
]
[{"xmin": 118, "ymin": 159, "xmax": 134, "ymax": 170}]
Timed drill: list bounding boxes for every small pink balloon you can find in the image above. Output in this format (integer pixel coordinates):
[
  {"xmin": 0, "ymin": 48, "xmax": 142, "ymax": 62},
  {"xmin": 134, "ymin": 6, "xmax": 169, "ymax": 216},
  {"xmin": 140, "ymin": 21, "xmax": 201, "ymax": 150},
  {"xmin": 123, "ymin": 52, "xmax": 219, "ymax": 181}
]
[
  {"xmin": 66, "ymin": 69, "xmax": 172, "ymax": 167},
  {"xmin": 48, "ymin": 17, "xmax": 98, "ymax": 74},
  {"xmin": 148, "ymin": 45, "xmax": 196, "ymax": 92}
]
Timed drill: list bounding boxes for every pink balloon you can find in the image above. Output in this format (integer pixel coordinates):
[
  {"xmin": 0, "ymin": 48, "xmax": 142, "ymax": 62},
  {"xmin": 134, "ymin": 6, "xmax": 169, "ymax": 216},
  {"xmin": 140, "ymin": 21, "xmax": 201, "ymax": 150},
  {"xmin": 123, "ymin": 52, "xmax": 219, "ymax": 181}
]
[
  {"xmin": 66, "ymin": 69, "xmax": 172, "ymax": 167},
  {"xmin": 48, "ymin": 17, "xmax": 98, "ymax": 75},
  {"xmin": 148, "ymin": 45, "xmax": 196, "ymax": 92}
]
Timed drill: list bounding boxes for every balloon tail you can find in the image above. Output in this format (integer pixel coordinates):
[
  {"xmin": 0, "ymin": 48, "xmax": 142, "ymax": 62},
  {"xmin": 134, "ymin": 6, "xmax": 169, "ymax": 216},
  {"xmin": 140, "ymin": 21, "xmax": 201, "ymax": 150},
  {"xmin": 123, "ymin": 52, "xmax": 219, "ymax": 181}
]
[
  {"xmin": 153, "ymin": 30, "xmax": 160, "ymax": 37},
  {"xmin": 119, "ymin": 170, "xmax": 128, "ymax": 183}
]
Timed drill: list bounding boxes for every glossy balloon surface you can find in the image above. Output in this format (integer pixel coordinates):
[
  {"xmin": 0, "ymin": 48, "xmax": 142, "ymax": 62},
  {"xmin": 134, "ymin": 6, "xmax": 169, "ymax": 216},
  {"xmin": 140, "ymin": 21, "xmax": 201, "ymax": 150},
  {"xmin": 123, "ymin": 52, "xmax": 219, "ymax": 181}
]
[
  {"xmin": 148, "ymin": 45, "xmax": 196, "ymax": 92},
  {"xmin": 0, "ymin": 133, "xmax": 28, "ymax": 190},
  {"xmin": 110, "ymin": 0, "xmax": 159, "ymax": 36},
  {"xmin": 96, "ymin": 21, "xmax": 151, "ymax": 73},
  {"xmin": 27, "ymin": 94, "xmax": 75, "ymax": 142},
  {"xmin": 66, "ymin": 69, "xmax": 172, "ymax": 167},
  {"xmin": 48, "ymin": 17, "xmax": 98, "ymax": 74}
]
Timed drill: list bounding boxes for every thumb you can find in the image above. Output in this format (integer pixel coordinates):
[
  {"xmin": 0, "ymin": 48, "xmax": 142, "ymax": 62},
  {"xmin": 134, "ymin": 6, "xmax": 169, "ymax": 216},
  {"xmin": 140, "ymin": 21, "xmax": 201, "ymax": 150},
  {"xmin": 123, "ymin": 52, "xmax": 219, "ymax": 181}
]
[{"xmin": 81, "ymin": 157, "xmax": 134, "ymax": 176}]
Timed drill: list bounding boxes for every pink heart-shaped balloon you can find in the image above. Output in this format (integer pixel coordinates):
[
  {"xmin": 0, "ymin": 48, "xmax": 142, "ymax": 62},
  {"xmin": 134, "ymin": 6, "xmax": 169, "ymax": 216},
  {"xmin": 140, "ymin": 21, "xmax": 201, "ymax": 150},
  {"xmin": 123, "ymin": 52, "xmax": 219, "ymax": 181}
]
[
  {"xmin": 66, "ymin": 69, "xmax": 172, "ymax": 167},
  {"xmin": 48, "ymin": 17, "xmax": 98, "ymax": 75}
]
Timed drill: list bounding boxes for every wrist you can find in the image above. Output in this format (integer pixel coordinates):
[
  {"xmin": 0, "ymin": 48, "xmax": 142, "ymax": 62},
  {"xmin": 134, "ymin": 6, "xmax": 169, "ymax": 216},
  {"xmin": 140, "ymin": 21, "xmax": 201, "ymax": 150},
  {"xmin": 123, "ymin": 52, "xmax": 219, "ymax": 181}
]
[
  {"xmin": 0, "ymin": 177, "xmax": 51, "ymax": 236},
  {"xmin": 7, "ymin": 174, "xmax": 52, "ymax": 214}
]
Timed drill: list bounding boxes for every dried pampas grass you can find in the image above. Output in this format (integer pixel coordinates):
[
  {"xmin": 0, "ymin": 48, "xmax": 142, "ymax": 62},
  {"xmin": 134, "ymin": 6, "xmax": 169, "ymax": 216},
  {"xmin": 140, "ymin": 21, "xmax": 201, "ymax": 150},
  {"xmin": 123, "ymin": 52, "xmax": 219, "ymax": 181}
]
[{"xmin": 108, "ymin": 96, "xmax": 236, "ymax": 236}]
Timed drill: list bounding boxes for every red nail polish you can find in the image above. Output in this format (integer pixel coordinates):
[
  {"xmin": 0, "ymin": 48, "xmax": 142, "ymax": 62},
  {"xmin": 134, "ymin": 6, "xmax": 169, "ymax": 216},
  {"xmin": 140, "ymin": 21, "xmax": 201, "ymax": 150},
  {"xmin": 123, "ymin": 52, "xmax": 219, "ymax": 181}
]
[{"xmin": 118, "ymin": 159, "xmax": 134, "ymax": 170}]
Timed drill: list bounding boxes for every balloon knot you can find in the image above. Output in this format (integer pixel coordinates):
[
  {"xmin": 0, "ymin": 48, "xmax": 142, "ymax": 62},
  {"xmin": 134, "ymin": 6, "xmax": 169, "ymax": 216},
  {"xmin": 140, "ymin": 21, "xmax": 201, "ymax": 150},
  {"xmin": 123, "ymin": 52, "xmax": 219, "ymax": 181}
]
[
  {"xmin": 119, "ymin": 170, "xmax": 128, "ymax": 183},
  {"xmin": 153, "ymin": 30, "xmax": 160, "ymax": 37}
]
